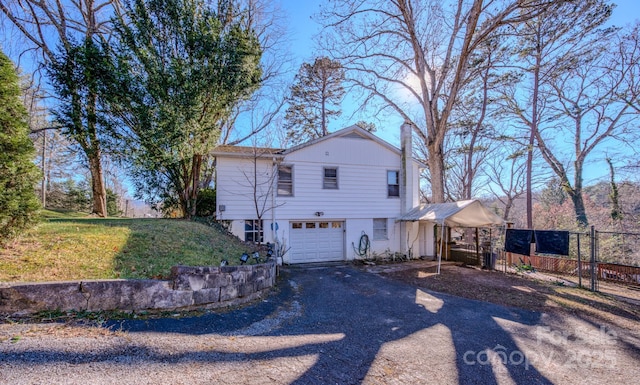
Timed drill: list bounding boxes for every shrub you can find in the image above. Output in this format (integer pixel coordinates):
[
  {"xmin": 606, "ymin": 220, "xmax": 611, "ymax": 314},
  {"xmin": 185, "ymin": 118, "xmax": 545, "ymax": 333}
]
[{"xmin": 196, "ymin": 188, "xmax": 216, "ymax": 217}]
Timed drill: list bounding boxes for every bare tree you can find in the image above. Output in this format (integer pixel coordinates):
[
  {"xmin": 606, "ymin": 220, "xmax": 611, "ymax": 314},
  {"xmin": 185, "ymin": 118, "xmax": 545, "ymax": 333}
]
[
  {"xmin": 535, "ymin": 26, "xmax": 640, "ymax": 227},
  {"xmin": 497, "ymin": 0, "xmax": 615, "ymax": 228},
  {"xmin": 20, "ymin": 72, "xmax": 49, "ymax": 205},
  {"xmin": 317, "ymin": 0, "xmax": 557, "ymax": 203},
  {"xmin": 235, "ymin": 144, "xmax": 285, "ymax": 243},
  {"xmin": 486, "ymin": 148, "xmax": 527, "ymax": 222},
  {"xmin": 219, "ymin": 0, "xmax": 293, "ymax": 146},
  {"xmin": 1, "ymin": 0, "xmax": 116, "ymax": 216},
  {"xmin": 445, "ymin": 37, "xmax": 505, "ymax": 201}
]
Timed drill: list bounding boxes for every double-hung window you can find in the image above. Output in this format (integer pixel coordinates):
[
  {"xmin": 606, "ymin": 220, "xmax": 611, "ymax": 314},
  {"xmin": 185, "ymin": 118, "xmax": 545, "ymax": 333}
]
[
  {"xmin": 387, "ymin": 170, "xmax": 400, "ymax": 197},
  {"xmin": 323, "ymin": 167, "xmax": 338, "ymax": 189},
  {"xmin": 278, "ymin": 165, "xmax": 293, "ymax": 196},
  {"xmin": 373, "ymin": 218, "xmax": 388, "ymax": 240}
]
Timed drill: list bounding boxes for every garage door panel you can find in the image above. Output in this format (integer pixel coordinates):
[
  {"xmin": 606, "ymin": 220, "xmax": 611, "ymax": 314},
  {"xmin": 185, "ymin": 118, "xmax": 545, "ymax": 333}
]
[{"xmin": 290, "ymin": 221, "xmax": 344, "ymax": 263}]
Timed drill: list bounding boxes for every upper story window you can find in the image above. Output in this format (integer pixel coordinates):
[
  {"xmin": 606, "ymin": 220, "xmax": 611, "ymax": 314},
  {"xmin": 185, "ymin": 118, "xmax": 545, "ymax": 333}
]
[
  {"xmin": 323, "ymin": 167, "xmax": 338, "ymax": 189},
  {"xmin": 278, "ymin": 165, "xmax": 293, "ymax": 196},
  {"xmin": 387, "ymin": 170, "xmax": 400, "ymax": 197}
]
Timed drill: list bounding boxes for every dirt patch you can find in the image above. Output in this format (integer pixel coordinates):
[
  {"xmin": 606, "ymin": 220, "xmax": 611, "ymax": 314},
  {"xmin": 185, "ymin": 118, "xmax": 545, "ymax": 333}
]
[{"xmin": 361, "ymin": 260, "xmax": 640, "ymax": 334}]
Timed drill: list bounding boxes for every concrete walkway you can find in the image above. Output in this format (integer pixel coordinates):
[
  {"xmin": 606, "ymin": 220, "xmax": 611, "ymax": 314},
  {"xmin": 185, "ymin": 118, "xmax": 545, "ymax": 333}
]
[{"xmin": 1, "ymin": 264, "xmax": 639, "ymax": 384}]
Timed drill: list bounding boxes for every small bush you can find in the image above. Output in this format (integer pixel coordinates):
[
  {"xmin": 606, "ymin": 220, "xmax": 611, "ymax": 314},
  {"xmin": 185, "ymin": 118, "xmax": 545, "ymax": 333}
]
[{"xmin": 196, "ymin": 188, "xmax": 216, "ymax": 217}]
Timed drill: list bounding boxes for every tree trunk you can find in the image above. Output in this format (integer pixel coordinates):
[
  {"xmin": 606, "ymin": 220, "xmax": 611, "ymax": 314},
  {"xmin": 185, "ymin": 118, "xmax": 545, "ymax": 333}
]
[
  {"xmin": 88, "ymin": 152, "xmax": 107, "ymax": 217},
  {"xmin": 525, "ymin": 128, "xmax": 537, "ymax": 230},
  {"xmin": 526, "ymin": 40, "xmax": 542, "ymax": 229},
  {"xmin": 503, "ymin": 198, "xmax": 513, "ymax": 221},
  {"xmin": 427, "ymin": 140, "xmax": 446, "ymax": 203},
  {"xmin": 321, "ymin": 93, "xmax": 327, "ymax": 136},
  {"xmin": 41, "ymin": 132, "xmax": 47, "ymax": 207},
  {"xmin": 571, "ymin": 161, "xmax": 588, "ymax": 227},
  {"xmin": 569, "ymin": 191, "xmax": 588, "ymax": 228},
  {"xmin": 87, "ymin": 86, "xmax": 107, "ymax": 217},
  {"xmin": 181, "ymin": 154, "xmax": 202, "ymax": 219},
  {"xmin": 465, "ymin": 130, "xmax": 479, "ymax": 200}
]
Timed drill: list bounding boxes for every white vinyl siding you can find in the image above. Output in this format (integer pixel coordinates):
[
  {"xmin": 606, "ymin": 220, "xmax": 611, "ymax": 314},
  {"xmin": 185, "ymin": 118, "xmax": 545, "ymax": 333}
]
[
  {"xmin": 215, "ymin": 131, "xmax": 423, "ymax": 259},
  {"xmin": 275, "ymin": 135, "xmax": 408, "ymax": 219},
  {"xmin": 215, "ymin": 157, "xmax": 275, "ymax": 219},
  {"xmin": 215, "ymin": 138, "xmax": 421, "ymax": 221}
]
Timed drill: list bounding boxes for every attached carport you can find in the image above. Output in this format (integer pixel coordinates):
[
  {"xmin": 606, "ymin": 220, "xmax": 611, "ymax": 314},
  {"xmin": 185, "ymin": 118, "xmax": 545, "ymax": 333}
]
[{"xmin": 398, "ymin": 200, "xmax": 505, "ymax": 273}]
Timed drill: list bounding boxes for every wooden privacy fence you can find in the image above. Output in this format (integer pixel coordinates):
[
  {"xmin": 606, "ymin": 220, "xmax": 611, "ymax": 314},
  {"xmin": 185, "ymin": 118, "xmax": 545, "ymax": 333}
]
[
  {"xmin": 522, "ymin": 255, "xmax": 640, "ymax": 287},
  {"xmin": 598, "ymin": 263, "xmax": 640, "ymax": 286},
  {"xmin": 508, "ymin": 252, "xmax": 640, "ymax": 288},
  {"xmin": 524, "ymin": 254, "xmax": 587, "ymax": 275}
]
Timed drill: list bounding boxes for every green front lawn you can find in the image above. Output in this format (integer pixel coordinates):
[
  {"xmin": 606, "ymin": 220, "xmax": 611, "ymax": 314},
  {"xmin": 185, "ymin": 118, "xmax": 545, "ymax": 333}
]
[{"xmin": 0, "ymin": 216, "xmax": 251, "ymax": 282}]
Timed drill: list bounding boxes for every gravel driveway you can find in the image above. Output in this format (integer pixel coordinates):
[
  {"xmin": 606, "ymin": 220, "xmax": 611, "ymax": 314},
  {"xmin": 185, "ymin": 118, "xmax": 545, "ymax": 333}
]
[{"xmin": 1, "ymin": 264, "xmax": 639, "ymax": 384}]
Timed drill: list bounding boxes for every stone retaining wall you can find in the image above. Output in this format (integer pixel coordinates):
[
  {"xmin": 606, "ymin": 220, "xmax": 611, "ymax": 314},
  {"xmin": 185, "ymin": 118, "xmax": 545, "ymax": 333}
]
[{"xmin": 0, "ymin": 262, "xmax": 276, "ymax": 316}]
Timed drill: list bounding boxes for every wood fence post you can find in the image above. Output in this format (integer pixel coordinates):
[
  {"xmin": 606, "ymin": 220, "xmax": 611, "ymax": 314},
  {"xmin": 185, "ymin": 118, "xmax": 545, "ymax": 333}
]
[
  {"xmin": 590, "ymin": 225, "xmax": 597, "ymax": 292},
  {"xmin": 577, "ymin": 233, "xmax": 582, "ymax": 288}
]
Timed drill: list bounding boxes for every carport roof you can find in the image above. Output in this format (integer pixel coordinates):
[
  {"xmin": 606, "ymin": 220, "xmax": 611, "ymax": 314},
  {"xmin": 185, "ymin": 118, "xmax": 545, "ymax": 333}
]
[{"xmin": 397, "ymin": 199, "xmax": 505, "ymax": 227}]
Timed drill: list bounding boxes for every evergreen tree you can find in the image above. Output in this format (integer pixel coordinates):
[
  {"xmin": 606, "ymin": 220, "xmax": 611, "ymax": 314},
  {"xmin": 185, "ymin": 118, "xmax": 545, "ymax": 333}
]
[
  {"xmin": 47, "ymin": 37, "xmax": 114, "ymax": 217},
  {"xmin": 0, "ymin": 51, "xmax": 40, "ymax": 243},
  {"xmin": 539, "ymin": 177, "xmax": 567, "ymax": 210},
  {"xmin": 0, "ymin": 0, "xmax": 115, "ymax": 218},
  {"xmin": 108, "ymin": 0, "xmax": 262, "ymax": 218},
  {"xmin": 284, "ymin": 57, "xmax": 345, "ymax": 144},
  {"xmin": 106, "ymin": 188, "xmax": 122, "ymax": 216}
]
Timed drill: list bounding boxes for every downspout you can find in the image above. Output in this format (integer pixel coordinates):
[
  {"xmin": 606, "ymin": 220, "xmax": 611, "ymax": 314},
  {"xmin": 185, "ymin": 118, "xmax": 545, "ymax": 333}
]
[{"xmin": 271, "ymin": 157, "xmax": 277, "ymax": 246}]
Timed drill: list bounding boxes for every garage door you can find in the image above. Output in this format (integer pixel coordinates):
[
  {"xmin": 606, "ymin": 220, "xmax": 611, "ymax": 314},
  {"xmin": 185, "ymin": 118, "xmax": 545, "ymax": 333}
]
[{"xmin": 289, "ymin": 221, "xmax": 345, "ymax": 263}]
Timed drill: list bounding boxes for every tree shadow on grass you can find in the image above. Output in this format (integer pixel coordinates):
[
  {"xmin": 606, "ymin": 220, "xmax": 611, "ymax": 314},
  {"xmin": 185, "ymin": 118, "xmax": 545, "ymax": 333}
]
[{"xmin": 47, "ymin": 217, "xmax": 249, "ymax": 280}]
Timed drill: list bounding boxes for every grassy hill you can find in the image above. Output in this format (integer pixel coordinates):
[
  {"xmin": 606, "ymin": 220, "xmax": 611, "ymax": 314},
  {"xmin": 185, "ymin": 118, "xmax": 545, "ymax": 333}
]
[{"xmin": 0, "ymin": 211, "xmax": 252, "ymax": 282}]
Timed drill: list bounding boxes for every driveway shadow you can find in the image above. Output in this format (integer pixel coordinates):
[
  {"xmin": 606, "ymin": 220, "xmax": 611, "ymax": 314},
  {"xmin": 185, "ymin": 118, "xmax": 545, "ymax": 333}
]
[{"xmin": 103, "ymin": 265, "xmax": 555, "ymax": 384}]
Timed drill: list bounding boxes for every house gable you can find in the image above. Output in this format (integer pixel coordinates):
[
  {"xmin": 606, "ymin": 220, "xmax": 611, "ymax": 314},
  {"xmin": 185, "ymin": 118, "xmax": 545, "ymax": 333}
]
[{"xmin": 283, "ymin": 125, "xmax": 401, "ymax": 158}]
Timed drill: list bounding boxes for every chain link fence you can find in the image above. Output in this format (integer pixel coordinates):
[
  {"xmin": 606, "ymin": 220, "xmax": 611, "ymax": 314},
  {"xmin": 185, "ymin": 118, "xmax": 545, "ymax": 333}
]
[{"xmin": 495, "ymin": 226, "xmax": 640, "ymax": 291}]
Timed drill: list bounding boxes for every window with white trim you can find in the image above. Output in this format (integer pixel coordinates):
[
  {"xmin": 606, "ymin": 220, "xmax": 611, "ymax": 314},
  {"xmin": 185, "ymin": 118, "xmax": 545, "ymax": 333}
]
[
  {"xmin": 387, "ymin": 170, "xmax": 400, "ymax": 197},
  {"xmin": 277, "ymin": 165, "xmax": 293, "ymax": 196},
  {"xmin": 323, "ymin": 167, "xmax": 338, "ymax": 189},
  {"xmin": 244, "ymin": 219, "xmax": 263, "ymax": 243},
  {"xmin": 373, "ymin": 218, "xmax": 388, "ymax": 240}
]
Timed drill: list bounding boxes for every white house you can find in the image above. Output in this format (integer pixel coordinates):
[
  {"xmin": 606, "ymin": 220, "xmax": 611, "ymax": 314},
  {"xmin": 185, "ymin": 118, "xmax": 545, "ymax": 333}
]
[{"xmin": 212, "ymin": 123, "xmax": 438, "ymax": 264}]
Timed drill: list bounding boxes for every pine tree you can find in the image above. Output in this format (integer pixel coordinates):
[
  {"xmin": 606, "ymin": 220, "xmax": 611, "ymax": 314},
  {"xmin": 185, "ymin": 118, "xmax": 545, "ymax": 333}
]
[
  {"xmin": 284, "ymin": 57, "xmax": 345, "ymax": 144},
  {"xmin": 0, "ymin": 51, "xmax": 40, "ymax": 243}
]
